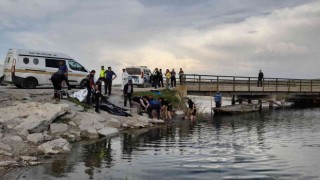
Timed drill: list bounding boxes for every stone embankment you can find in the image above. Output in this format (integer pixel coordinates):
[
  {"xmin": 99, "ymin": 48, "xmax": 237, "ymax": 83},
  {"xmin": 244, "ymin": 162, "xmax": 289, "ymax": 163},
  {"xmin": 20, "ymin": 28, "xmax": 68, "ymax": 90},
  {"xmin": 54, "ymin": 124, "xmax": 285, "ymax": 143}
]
[{"xmin": 0, "ymin": 87, "xmax": 166, "ymax": 171}]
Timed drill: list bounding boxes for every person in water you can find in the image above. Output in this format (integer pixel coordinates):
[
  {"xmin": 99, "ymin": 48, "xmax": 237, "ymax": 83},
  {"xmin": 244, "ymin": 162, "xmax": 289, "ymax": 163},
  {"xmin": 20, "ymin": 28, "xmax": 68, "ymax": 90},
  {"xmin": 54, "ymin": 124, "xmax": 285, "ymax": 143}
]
[{"xmin": 185, "ymin": 98, "xmax": 196, "ymax": 122}]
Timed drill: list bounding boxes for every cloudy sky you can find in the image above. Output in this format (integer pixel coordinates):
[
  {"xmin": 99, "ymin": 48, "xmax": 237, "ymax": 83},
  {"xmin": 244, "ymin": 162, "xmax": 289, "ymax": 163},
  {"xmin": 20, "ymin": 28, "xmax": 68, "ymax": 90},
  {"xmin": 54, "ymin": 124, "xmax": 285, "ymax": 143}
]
[{"xmin": 1, "ymin": 0, "xmax": 319, "ymax": 82}]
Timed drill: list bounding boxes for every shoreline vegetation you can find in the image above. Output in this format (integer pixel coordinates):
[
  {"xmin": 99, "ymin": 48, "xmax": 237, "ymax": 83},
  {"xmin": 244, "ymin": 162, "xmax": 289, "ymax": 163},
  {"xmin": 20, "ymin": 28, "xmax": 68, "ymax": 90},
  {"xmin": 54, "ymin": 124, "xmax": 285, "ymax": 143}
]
[{"xmin": 0, "ymin": 87, "xmax": 188, "ymax": 177}]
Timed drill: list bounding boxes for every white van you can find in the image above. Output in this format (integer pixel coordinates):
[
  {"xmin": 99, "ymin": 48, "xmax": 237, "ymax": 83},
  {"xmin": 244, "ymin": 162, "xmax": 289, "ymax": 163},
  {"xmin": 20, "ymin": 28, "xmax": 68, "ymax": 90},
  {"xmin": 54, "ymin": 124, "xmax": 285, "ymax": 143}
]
[
  {"xmin": 126, "ymin": 66, "xmax": 152, "ymax": 87},
  {"xmin": 3, "ymin": 49, "xmax": 88, "ymax": 88}
]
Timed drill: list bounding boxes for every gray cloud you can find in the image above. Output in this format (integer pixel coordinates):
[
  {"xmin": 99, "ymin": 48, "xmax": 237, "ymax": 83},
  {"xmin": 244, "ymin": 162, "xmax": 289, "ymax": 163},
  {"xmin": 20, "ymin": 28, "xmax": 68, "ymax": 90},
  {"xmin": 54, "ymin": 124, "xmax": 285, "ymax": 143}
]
[{"xmin": 1, "ymin": 0, "xmax": 319, "ymax": 83}]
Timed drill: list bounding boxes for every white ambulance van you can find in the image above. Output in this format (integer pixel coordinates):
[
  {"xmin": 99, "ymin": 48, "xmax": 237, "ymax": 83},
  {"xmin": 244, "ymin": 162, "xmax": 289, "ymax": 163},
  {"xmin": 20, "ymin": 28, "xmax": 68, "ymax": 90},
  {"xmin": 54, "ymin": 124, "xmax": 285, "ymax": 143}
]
[{"xmin": 3, "ymin": 49, "xmax": 88, "ymax": 88}]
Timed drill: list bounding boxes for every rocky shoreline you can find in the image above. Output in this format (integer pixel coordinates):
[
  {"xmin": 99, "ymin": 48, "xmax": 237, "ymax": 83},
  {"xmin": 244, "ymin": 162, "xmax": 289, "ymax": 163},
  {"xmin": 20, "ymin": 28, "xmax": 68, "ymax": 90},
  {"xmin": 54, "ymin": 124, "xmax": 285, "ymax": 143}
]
[{"xmin": 0, "ymin": 87, "xmax": 174, "ymax": 176}]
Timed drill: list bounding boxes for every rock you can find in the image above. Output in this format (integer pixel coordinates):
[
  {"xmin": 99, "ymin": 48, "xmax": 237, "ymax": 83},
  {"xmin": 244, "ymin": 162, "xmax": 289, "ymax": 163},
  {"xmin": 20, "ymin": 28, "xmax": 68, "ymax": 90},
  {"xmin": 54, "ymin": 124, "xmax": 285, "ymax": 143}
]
[
  {"xmin": 1, "ymin": 102, "xmax": 70, "ymax": 134},
  {"xmin": 43, "ymin": 131, "xmax": 52, "ymax": 141},
  {"xmin": 68, "ymin": 121, "xmax": 77, "ymax": 127},
  {"xmin": 74, "ymin": 105, "xmax": 84, "ymax": 112},
  {"xmin": 79, "ymin": 119, "xmax": 104, "ymax": 131},
  {"xmin": 60, "ymin": 110, "xmax": 77, "ymax": 119},
  {"xmin": 17, "ymin": 129, "xmax": 29, "ymax": 137},
  {"xmin": 74, "ymin": 112, "xmax": 106, "ymax": 124},
  {"xmin": 0, "ymin": 133, "xmax": 3, "ymax": 138},
  {"xmin": 20, "ymin": 156, "xmax": 37, "ymax": 162},
  {"xmin": 29, "ymin": 161, "xmax": 43, "ymax": 166},
  {"xmin": 38, "ymin": 138, "xmax": 71, "ymax": 154},
  {"xmin": 0, "ymin": 161, "xmax": 19, "ymax": 167},
  {"xmin": 122, "ymin": 123, "xmax": 129, "ymax": 128},
  {"xmin": 11, "ymin": 135, "xmax": 23, "ymax": 142},
  {"xmin": 149, "ymin": 119, "xmax": 165, "ymax": 124},
  {"xmin": 0, "ymin": 150, "xmax": 13, "ymax": 157},
  {"xmin": 87, "ymin": 127, "xmax": 99, "ymax": 139},
  {"xmin": 50, "ymin": 123, "xmax": 69, "ymax": 134},
  {"xmin": 105, "ymin": 118, "xmax": 121, "ymax": 128},
  {"xmin": 27, "ymin": 133, "xmax": 44, "ymax": 144},
  {"xmin": 98, "ymin": 127, "xmax": 119, "ymax": 137},
  {"xmin": 0, "ymin": 141, "xmax": 12, "ymax": 151}
]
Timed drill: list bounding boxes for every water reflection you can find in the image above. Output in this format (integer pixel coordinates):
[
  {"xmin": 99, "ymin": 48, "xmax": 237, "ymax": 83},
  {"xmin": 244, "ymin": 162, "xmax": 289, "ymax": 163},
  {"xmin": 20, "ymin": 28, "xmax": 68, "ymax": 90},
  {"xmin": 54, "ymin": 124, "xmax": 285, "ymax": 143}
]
[{"xmin": 12, "ymin": 108, "xmax": 320, "ymax": 180}]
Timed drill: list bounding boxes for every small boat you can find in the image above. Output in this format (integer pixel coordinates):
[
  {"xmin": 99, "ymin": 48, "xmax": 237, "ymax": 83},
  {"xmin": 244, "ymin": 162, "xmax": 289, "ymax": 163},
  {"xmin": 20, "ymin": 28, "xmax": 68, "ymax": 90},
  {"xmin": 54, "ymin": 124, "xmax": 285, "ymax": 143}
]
[{"xmin": 213, "ymin": 104, "xmax": 260, "ymax": 115}]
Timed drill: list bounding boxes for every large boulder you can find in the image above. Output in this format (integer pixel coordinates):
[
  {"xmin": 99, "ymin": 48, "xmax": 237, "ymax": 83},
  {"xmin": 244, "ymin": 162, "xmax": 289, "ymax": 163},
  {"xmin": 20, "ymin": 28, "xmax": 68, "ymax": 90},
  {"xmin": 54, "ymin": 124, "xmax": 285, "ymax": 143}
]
[
  {"xmin": 50, "ymin": 123, "xmax": 69, "ymax": 134},
  {"xmin": 27, "ymin": 133, "xmax": 45, "ymax": 144},
  {"xmin": 105, "ymin": 118, "xmax": 121, "ymax": 128},
  {"xmin": 0, "ymin": 141, "xmax": 12, "ymax": 151},
  {"xmin": 79, "ymin": 119, "xmax": 104, "ymax": 131},
  {"xmin": 38, "ymin": 138, "xmax": 71, "ymax": 154},
  {"xmin": 73, "ymin": 112, "xmax": 106, "ymax": 124},
  {"xmin": 98, "ymin": 127, "xmax": 119, "ymax": 137},
  {"xmin": 0, "ymin": 102, "xmax": 69, "ymax": 134}
]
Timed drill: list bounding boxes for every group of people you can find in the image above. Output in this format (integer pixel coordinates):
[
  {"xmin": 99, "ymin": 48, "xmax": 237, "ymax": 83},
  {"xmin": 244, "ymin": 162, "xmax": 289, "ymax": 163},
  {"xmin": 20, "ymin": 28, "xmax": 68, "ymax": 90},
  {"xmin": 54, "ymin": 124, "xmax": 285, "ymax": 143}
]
[
  {"xmin": 133, "ymin": 96, "xmax": 173, "ymax": 121},
  {"xmin": 50, "ymin": 64, "xmax": 209, "ymax": 121},
  {"xmin": 98, "ymin": 66, "xmax": 117, "ymax": 96},
  {"xmin": 150, "ymin": 68, "xmax": 185, "ymax": 89}
]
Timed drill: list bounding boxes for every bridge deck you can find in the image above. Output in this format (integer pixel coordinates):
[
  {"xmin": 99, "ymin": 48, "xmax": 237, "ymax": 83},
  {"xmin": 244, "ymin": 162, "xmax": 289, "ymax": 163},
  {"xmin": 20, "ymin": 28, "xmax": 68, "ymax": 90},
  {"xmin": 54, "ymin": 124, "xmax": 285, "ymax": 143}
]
[{"xmin": 183, "ymin": 74, "xmax": 320, "ymax": 95}]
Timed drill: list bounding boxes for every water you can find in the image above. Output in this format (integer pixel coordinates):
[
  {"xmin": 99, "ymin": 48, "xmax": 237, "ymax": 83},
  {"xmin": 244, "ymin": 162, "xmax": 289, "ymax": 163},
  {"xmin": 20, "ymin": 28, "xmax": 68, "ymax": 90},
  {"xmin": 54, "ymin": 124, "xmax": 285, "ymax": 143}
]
[{"xmin": 10, "ymin": 108, "xmax": 320, "ymax": 180}]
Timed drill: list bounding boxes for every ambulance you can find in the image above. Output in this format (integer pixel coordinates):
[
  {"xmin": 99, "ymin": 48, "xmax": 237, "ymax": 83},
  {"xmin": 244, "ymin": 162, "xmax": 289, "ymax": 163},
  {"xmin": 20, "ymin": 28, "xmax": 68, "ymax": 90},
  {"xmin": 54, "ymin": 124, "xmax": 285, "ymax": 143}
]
[{"xmin": 3, "ymin": 49, "xmax": 88, "ymax": 88}]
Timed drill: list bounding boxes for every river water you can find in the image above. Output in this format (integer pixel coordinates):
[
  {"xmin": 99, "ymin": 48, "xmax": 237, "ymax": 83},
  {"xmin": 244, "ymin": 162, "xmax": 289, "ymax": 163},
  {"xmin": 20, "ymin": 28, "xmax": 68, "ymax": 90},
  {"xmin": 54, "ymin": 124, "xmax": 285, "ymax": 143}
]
[{"xmin": 8, "ymin": 99, "xmax": 320, "ymax": 180}]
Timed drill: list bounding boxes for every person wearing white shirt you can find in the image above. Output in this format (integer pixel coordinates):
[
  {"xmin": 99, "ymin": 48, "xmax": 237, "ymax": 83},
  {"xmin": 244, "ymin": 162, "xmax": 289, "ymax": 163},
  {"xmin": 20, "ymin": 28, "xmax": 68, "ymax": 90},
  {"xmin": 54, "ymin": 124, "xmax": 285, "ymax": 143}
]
[{"xmin": 121, "ymin": 68, "xmax": 129, "ymax": 91}]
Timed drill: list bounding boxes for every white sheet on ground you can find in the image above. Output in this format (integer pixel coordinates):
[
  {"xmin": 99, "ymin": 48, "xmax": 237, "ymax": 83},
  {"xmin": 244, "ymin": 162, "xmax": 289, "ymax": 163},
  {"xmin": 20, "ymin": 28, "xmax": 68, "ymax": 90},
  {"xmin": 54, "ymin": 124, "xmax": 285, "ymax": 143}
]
[{"xmin": 73, "ymin": 89, "xmax": 87, "ymax": 102}]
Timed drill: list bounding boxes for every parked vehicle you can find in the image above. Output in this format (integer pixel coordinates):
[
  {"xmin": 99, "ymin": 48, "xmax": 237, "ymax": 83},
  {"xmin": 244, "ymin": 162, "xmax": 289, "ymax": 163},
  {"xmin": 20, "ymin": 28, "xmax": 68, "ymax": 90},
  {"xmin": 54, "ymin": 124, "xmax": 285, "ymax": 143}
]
[
  {"xmin": 3, "ymin": 49, "xmax": 88, "ymax": 88},
  {"xmin": 125, "ymin": 66, "xmax": 152, "ymax": 87}
]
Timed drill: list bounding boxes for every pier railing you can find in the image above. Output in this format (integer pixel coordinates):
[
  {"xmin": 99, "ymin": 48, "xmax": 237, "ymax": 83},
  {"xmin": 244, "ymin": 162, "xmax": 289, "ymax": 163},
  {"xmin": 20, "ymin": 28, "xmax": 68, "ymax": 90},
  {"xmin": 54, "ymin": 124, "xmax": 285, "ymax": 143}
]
[{"xmin": 183, "ymin": 74, "xmax": 320, "ymax": 93}]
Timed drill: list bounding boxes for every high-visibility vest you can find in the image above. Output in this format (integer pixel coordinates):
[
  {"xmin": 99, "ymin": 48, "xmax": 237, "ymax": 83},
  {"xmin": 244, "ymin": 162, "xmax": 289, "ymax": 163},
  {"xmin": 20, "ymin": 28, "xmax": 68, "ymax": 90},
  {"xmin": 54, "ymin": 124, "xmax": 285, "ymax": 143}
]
[{"xmin": 99, "ymin": 70, "xmax": 106, "ymax": 78}]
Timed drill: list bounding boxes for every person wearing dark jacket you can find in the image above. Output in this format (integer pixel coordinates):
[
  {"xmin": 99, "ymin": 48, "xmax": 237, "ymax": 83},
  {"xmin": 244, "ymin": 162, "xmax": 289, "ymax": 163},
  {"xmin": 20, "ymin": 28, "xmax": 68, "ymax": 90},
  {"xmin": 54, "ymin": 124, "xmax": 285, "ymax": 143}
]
[
  {"xmin": 94, "ymin": 83, "xmax": 102, "ymax": 113},
  {"xmin": 85, "ymin": 70, "xmax": 96, "ymax": 104},
  {"xmin": 105, "ymin": 66, "xmax": 117, "ymax": 96},
  {"xmin": 51, "ymin": 71, "xmax": 65, "ymax": 98},
  {"xmin": 258, "ymin": 70, "xmax": 264, "ymax": 87},
  {"xmin": 123, "ymin": 80, "xmax": 134, "ymax": 107},
  {"xmin": 152, "ymin": 68, "xmax": 160, "ymax": 89}
]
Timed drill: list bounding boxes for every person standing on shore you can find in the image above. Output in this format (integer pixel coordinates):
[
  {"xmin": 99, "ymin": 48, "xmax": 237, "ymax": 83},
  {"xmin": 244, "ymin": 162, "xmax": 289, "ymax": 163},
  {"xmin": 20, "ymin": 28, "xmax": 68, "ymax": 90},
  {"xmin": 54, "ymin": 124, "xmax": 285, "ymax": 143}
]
[
  {"xmin": 165, "ymin": 69, "xmax": 171, "ymax": 89},
  {"xmin": 171, "ymin": 69, "xmax": 176, "ymax": 87},
  {"xmin": 121, "ymin": 68, "xmax": 128, "ymax": 91},
  {"xmin": 85, "ymin": 70, "xmax": 96, "ymax": 105},
  {"xmin": 94, "ymin": 83, "xmax": 102, "ymax": 113},
  {"xmin": 58, "ymin": 61, "xmax": 71, "ymax": 90},
  {"xmin": 159, "ymin": 69, "xmax": 164, "ymax": 87},
  {"xmin": 152, "ymin": 68, "xmax": 160, "ymax": 89},
  {"xmin": 98, "ymin": 66, "xmax": 107, "ymax": 94},
  {"xmin": 123, "ymin": 80, "xmax": 134, "ymax": 107},
  {"xmin": 258, "ymin": 70, "xmax": 264, "ymax": 87},
  {"xmin": 214, "ymin": 91, "xmax": 222, "ymax": 108},
  {"xmin": 51, "ymin": 71, "xmax": 65, "ymax": 99},
  {"xmin": 179, "ymin": 68, "xmax": 184, "ymax": 85},
  {"xmin": 105, "ymin": 66, "xmax": 117, "ymax": 96}
]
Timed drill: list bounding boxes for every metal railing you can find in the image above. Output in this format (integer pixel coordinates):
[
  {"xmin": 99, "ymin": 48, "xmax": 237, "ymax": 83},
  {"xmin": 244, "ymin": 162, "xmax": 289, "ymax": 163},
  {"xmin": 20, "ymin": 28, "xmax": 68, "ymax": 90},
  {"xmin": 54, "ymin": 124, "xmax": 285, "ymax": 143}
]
[{"xmin": 183, "ymin": 74, "xmax": 320, "ymax": 93}]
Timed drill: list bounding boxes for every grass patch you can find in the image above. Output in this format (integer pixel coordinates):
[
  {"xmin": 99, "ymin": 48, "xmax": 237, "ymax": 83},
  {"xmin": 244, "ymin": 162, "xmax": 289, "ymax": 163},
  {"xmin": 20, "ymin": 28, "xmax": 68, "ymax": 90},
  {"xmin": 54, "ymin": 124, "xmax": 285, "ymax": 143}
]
[
  {"xmin": 133, "ymin": 89, "xmax": 185, "ymax": 109},
  {"xmin": 67, "ymin": 97, "xmax": 92, "ymax": 111}
]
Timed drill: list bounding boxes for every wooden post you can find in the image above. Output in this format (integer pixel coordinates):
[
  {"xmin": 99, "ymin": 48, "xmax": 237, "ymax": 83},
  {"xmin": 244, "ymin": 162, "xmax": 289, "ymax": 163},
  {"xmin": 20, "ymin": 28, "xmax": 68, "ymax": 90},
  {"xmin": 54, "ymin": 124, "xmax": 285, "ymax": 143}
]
[
  {"xmin": 269, "ymin": 101, "xmax": 274, "ymax": 108},
  {"xmin": 259, "ymin": 99, "xmax": 262, "ymax": 111},
  {"xmin": 248, "ymin": 99, "xmax": 252, "ymax": 104},
  {"xmin": 300, "ymin": 79, "xmax": 302, "ymax": 92},
  {"xmin": 232, "ymin": 95, "xmax": 235, "ymax": 105},
  {"xmin": 288, "ymin": 79, "xmax": 290, "ymax": 92},
  {"xmin": 233, "ymin": 76, "xmax": 235, "ymax": 91},
  {"xmin": 198, "ymin": 75, "xmax": 201, "ymax": 91},
  {"xmin": 276, "ymin": 78, "xmax": 278, "ymax": 91},
  {"xmin": 248, "ymin": 77, "xmax": 251, "ymax": 91},
  {"xmin": 311, "ymin": 80, "xmax": 313, "ymax": 92},
  {"xmin": 217, "ymin": 76, "xmax": 219, "ymax": 91}
]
